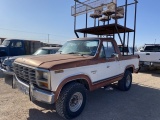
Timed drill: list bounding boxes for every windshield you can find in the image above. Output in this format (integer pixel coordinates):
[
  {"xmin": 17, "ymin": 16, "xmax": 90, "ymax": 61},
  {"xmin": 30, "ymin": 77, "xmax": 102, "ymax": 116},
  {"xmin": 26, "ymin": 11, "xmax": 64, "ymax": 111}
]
[
  {"xmin": 144, "ymin": 46, "xmax": 160, "ymax": 52},
  {"xmin": 33, "ymin": 49, "xmax": 50, "ymax": 55},
  {"xmin": 2, "ymin": 40, "xmax": 10, "ymax": 46},
  {"xmin": 58, "ymin": 40, "xmax": 99, "ymax": 56}
]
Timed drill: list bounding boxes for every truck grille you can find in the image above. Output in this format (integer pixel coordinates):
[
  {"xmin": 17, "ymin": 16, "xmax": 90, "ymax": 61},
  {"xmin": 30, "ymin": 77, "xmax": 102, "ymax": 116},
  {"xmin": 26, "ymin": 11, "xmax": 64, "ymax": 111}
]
[{"xmin": 14, "ymin": 63, "xmax": 36, "ymax": 84}]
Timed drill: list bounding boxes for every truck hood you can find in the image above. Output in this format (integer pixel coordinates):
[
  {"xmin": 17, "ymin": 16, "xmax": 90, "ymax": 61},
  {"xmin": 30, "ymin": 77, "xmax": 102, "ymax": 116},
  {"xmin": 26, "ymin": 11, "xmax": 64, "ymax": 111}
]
[
  {"xmin": 15, "ymin": 54, "xmax": 94, "ymax": 69},
  {"xmin": 0, "ymin": 45, "xmax": 7, "ymax": 52},
  {"xmin": 8, "ymin": 55, "xmax": 32, "ymax": 60},
  {"xmin": 0, "ymin": 46, "xmax": 8, "ymax": 57},
  {"xmin": 2, "ymin": 55, "xmax": 32, "ymax": 66},
  {"xmin": 0, "ymin": 45, "xmax": 7, "ymax": 47},
  {"xmin": 0, "ymin": 46, "xmax": 8, "ymax": 51}
]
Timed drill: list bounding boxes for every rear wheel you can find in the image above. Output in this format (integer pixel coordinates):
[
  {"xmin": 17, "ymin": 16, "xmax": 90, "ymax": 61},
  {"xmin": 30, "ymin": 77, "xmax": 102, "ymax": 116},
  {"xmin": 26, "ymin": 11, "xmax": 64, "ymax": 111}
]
[
  {"xmin": 56, "ymin": 82, "xmax": 86, "ymax": 119},
  {"xmin": 118, "ymin": 70, "xmax": 132, "ymax": 91}
]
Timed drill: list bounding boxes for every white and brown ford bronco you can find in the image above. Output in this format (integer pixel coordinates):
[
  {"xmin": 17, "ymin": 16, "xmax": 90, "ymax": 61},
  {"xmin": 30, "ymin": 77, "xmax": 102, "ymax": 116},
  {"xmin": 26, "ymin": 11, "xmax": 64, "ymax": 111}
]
[{"xmin": 13, "ymin": 38, "xmax": 139, "ymax": 119}]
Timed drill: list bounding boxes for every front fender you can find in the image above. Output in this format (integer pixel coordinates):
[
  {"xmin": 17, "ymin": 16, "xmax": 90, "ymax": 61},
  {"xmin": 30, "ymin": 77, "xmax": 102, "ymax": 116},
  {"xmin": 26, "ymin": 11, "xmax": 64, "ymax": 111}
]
[{"xmin": 54, "ymin": 74, "xmax": 92, "ymax": 102}]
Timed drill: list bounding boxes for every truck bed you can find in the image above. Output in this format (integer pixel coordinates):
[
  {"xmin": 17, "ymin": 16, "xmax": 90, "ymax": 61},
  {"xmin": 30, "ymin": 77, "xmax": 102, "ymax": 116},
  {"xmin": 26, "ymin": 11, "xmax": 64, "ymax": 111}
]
[{"xmin": 137, "ymin": 52, "xmax": 160, "ymax": 62}]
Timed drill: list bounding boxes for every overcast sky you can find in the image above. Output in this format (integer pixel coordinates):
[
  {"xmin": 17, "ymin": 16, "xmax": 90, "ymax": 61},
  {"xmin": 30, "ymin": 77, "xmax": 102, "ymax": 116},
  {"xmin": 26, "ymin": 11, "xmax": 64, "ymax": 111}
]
[{"xmin": 0, "ymin": 0, "xmax": 159, "ymax": 46}]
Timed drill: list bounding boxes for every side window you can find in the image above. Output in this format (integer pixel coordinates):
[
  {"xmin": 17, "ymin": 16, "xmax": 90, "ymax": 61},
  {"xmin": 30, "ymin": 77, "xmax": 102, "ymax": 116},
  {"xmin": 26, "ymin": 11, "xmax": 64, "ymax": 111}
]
[
  {"xmin": 103, "ymin": 41, "xmax": 116, "ymax": 58},
  {"xmin": 11, "ymin": 41, "xmax": 22, "ymax": 47},
  {"xmin": 15, "ymin": 41, "xmax": 22, "ymax": 47},
  {"xmin": 99, "ymin": 47, "xmax": 106, "ymax": 58}
]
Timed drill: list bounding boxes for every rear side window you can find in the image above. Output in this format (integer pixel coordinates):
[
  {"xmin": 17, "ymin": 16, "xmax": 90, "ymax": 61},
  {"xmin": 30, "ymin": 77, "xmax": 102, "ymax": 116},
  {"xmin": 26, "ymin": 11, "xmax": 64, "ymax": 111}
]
[
  {"xmin": 103, "ymin": 41, "xmax": 116, "ymax": 58},
  {"xmin": 119, "ymin": 47, "xmax": 129, "ymax": 52},
  {"xmin": 144, "ymin": 46, "xmax": 160, "ymax": 52},
  {"xmin": 16, "ymin": 41, "xmax": 22, "ymax": 47}
]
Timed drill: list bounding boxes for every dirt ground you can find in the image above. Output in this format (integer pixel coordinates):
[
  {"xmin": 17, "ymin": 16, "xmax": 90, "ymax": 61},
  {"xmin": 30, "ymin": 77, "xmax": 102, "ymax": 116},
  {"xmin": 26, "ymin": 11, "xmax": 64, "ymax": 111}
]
[{"xmin": 0, "ymin": 68, "xmax": 160, "ymax": 120}]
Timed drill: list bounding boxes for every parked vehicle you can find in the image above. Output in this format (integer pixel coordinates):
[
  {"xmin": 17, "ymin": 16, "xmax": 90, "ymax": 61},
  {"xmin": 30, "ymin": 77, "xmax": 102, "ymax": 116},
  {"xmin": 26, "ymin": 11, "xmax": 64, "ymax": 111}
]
[
  {"xmin": 135, "ymin": 44, "xmax": 160, "ymax": 68},
  {"xmin": 12, "ymin": 0, "xmax": 139, "ymax": 119},
  {"xmin": 0, "ymin": 39, "xmax": 47, "ymax": 64},
  {"xmin": 12, "ymin": 38, "xmax": 139, "ymax": 119},
  {"xmin": 0, "ymin": 39, "xmax": 43, "ymax": 58},
  {"xmin": 0, "ymin": 47, "xmax": 60, "ymax": 75}
]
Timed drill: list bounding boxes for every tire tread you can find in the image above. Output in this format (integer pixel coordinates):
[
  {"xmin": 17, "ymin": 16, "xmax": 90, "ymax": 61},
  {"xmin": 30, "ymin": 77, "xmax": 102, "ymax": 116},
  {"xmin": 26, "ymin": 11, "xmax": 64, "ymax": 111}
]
[
  {"xmin": 56, "ymin": 82, "xmax": 86, "ymax": 119},
  {"xmin": 118, "ymin": 70, "xmax": 132, "ymax": 91}
]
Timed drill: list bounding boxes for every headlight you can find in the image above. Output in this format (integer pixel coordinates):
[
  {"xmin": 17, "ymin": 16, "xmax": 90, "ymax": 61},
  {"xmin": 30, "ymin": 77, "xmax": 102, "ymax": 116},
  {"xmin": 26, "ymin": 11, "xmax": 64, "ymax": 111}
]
[
  {"xmin": 37, "ymin": 71, "xmax": 49, "ymax": 81},
  {"xmin": 43, "ymin": 72, "xmax": 49, "ymax": 80},
  {"xmin": 36, "ymin": 70, "xmax": 50, "ymax": 90}
]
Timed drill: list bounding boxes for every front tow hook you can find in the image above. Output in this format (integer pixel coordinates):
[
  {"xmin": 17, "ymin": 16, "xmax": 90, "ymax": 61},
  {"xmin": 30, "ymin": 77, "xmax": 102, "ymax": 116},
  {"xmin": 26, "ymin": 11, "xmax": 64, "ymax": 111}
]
[
  {"xmin": 12, "ymin": 76, "xmax": 17, "ymax": 89},
  {"xmin": 29, "ymin": 83, "xmax": 34, "ymax": 101}
]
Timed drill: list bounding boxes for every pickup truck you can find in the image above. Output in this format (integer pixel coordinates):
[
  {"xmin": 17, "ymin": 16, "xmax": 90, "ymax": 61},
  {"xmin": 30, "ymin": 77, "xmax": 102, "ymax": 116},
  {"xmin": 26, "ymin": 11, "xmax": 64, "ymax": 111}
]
[
  {"xmin": 0, "ymin": 47, "xmax": 60, "ymax": 75},
  {"xmin": 136, "ymin": 44, "xmax": 160, "ymax": 68},
  {"xmin": 0, "ymin": 39, "xmax": 44, "ymax": 61},
  {"xmin": 12, "ymin": 38, "xmax": 139, "ymax": 119}
]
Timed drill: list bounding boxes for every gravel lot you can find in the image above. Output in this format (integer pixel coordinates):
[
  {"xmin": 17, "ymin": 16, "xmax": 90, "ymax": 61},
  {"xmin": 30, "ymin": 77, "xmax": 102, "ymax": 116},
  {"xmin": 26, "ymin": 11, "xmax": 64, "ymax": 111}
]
[{"xmin": 0, "ymin": 69, "xmax": 160, "ymax": 120}]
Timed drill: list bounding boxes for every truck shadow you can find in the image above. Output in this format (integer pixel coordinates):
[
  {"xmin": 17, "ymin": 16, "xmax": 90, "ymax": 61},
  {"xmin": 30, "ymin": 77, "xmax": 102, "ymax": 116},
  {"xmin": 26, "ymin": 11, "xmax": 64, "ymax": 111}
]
[
  {"xmin": 0, "ymin": 72, "xmax": 5, "ymax": 78},
  {"xmin": 4, "ymin": 75, "xmax": 13, "ymax": 86},
  {"xmin": 27, "ymin": 84, "xmax": 160, "ymax": 120},
  {"xmin": 139, "ymin": 67, "xmax": 160, "ymax": 78},
  {"xmin": 27, "ymin": 108, "xmax": 63, "ymax": 120},
  {"xmin": 0, "ymin": 72, "xmax": 13, "ymax": 86}
]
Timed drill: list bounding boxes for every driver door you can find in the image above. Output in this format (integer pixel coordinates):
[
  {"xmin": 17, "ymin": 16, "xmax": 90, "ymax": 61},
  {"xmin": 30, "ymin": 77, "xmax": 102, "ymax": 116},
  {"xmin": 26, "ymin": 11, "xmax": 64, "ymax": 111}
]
[
  {"xmin": 9, "ymin": 40, "xmax": 25, "ymax": 56},
  {"xmin": 102, "ymin": 41, "xmax": 120, "ymax": 78},
  {"xmin": 91, "ymin": 41, "xmax": 121, "ymax": 83}
]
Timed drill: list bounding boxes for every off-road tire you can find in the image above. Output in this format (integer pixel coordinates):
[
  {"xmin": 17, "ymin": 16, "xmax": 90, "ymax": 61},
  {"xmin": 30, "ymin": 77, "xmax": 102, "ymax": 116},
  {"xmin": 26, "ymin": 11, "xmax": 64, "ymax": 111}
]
[
  {"xmin": 55, "ymin": 82, "xmax": 86, "ymax": 119},
  {"xmin": 118, "ymin": 70, "xmax": 132, "ymax": 91}
]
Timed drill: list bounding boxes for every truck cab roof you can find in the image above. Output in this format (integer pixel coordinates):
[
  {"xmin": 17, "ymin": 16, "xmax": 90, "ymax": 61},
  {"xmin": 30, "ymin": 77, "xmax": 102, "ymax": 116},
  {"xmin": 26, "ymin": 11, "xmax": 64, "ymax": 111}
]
[
  {"xmin": 4, "ymin": 39, "xmax": 40, "ymax": 42},
  {"xmin": 144, "ymin": 44, "xmax": 160, "ymax": 46}
]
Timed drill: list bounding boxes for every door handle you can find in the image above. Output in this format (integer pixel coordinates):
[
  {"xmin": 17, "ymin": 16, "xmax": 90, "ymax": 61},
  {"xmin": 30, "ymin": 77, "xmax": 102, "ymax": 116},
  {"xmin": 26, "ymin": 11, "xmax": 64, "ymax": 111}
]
[
  {"xmin": 91, "ymin": 70, "xmax": 97, "ymax": 74},
  {"xmin": 146, "ymin": 53, "xmax": 150, "ymax": 55}
]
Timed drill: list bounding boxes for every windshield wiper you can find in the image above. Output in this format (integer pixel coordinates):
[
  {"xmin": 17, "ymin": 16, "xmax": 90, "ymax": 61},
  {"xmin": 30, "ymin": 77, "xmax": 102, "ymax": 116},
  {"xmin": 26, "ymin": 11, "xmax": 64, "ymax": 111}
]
[
  {"xmin": 67, "ymin": 52, "xmax": 84, "ymax": 56},
  {"xmin": 56, "ymin": 51, "xmax": 62, "ymax": 54}
]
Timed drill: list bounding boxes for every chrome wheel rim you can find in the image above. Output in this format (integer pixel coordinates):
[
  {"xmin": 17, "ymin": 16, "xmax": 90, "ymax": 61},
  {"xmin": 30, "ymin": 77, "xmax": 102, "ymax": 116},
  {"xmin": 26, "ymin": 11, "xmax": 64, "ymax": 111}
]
[
  {"xmin": 126, "ymin": 75, "xmax": 131, "ymax": 88},
  {"xmin": 69, "ymin": 92, "xmax": 83, "ymax": 112}
]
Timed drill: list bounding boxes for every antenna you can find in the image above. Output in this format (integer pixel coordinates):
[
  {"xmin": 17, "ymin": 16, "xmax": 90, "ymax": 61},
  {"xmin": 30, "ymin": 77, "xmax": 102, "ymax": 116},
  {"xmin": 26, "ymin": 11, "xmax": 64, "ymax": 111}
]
[{"xmin": 154, "ymin": 39, "xmax": 156, "ymax": 44}]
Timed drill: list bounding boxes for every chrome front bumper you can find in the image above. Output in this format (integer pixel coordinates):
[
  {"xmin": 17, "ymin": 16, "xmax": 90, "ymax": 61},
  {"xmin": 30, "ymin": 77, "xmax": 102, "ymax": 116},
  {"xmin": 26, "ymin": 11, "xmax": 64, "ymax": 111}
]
[
  {"xmin": 13, "ymin": 75, "xmax": 55, "ymax": 104},
  {"xmin": 0, "ymin": 67, "xmax": 14, "ymax": 75}
]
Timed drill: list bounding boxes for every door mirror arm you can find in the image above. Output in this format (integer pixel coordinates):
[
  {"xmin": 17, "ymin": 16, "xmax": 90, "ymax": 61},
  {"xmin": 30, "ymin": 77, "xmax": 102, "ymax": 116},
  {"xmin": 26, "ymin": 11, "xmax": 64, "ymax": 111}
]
[{"xmin": 111, "ymin": 53, "xmax": 119, "ymax": 58}]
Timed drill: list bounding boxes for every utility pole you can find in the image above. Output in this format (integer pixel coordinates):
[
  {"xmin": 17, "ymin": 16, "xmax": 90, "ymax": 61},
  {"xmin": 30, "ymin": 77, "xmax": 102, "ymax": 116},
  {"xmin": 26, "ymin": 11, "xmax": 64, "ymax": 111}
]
[
  {"xmin": 48, "ymin": 34, "xmax": 50, "ymax": 43},
  {"xmin": 154, "ymin": 39, "xmax": 156, "ymax": 44}
]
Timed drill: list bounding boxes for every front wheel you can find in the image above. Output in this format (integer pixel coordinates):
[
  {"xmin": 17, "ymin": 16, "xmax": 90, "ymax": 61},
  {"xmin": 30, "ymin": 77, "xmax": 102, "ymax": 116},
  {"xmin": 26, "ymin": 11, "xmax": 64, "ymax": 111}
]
[
  {"xmin": 56, "ymin": 82, "xmax": 86, "ymax": 119},
  {"xmin": 118, "ymin": 70, "xmax": 132, "ymax": 91}
]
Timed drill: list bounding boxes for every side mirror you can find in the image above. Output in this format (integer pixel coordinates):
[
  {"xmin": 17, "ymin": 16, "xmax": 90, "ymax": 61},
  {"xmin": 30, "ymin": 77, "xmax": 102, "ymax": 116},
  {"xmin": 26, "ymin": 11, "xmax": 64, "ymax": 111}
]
[
  {"xmin": 139, "ymin": 48, "xmax": 144, "ymax": 52},
  {"xmin": 111, "ymin": 53, "xmax": 119, "ymax": 58}
]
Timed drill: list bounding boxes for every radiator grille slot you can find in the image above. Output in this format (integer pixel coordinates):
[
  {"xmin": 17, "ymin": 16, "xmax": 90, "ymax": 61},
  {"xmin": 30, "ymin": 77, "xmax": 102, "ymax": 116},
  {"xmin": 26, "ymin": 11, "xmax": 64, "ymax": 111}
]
[{"xmin": 14, "ymin": 63, "xmax": 36, "ymax": 84}]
